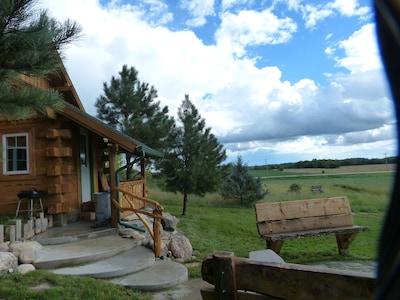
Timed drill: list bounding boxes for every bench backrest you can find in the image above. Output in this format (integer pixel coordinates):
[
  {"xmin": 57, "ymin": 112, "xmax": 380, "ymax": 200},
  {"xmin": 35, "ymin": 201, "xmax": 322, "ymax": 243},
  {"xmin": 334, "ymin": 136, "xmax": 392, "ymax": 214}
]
[{"xmin": 255, "ymin": 197, "xmax": 354, "ymax": 235}]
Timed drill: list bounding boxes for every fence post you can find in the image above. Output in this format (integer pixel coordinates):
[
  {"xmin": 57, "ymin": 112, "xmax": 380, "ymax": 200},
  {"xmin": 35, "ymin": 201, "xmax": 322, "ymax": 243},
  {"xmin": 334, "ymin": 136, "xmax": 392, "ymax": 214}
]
[
  {"xmin": 0, "ymin": 225, "xmax": 3, "ymax": 242},
  {"xmin": 153, "ymin": 206, "xmax": 163, "ymax": 257},
  {"xmin": 212, "ymin": 251, "xmax": 238, "ymax": 300}
]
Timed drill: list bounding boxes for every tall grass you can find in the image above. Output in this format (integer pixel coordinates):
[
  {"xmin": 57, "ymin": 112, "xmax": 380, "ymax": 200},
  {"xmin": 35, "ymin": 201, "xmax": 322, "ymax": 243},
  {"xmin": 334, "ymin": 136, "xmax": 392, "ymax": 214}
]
[
  {"xmin": 0, "ymin": 270, "xmax": 149, "ymax": 300},
  {"xmin": 148, "ymin": 171, "xmax": 393, "ymax": 278}
]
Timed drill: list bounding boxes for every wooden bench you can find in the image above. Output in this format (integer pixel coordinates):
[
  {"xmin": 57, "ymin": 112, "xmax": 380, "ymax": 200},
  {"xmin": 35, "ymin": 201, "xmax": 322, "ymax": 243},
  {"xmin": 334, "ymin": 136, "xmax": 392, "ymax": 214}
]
[
  {"xmin": 254, "ymin": 197, "xmax": 370, "ymax": 255},
  {"xmin": 201, "ymin": 251, "xmax": 375, "ymax": 300}
]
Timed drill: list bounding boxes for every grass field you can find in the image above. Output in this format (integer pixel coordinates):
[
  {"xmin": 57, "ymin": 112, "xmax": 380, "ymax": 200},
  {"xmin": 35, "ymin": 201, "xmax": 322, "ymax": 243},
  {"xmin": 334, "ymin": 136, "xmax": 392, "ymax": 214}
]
[
  {"xmin": 148, "ymin": 166, "xmax": 394, "ymax": 278},
  {"xmin": 0, "ymin": 166, "xmax": 392, "ymax": 299}
]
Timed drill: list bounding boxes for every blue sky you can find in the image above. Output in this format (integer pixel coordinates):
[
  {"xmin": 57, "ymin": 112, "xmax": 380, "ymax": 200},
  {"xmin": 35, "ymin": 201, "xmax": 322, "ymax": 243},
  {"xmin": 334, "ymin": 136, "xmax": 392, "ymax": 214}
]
[{"xmin": 40, "ymin": 0, "xmax": 396, "ymax": 166}]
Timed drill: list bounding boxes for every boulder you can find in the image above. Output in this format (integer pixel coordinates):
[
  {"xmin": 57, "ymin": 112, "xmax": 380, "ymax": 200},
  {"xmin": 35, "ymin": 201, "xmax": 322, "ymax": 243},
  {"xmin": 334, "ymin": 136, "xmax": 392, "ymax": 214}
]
[
  {"xmin": 9, "ymin": 241, "xmax": 42, "ymax": 257},
  {"xmin": 17, "ymin": 264, "xmax": 36, "ymax": 274},
  {"xmin": 19, "ymin": 248, "xmax": 36, "ymax": 264},
  {"xmin": 0, "ymin": 252, "xmax": 18, "ymax": 275},
  {"xmin": 0, "ymin": 243, "xmax": 9, "ymax": 252},
  {"xmin": 162, "ymin": 212, "xmax": 179, "ymax": 231},
  {"xmin": 168, "ymin": 235, "xmax": 193, "ymax": 262}
]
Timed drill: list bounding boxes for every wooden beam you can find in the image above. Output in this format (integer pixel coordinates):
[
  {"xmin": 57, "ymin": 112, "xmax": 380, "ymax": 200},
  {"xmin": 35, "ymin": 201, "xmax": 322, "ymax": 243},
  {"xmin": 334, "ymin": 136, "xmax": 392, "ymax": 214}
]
[
  {"xmin": 212, "ymin": 251, "xmax": 238, "ymax": 300},
  {"xmin": 108, "ymin": 144, "xmax": 117, "ymax": 228},
  {"xmin": 202, "ymin": 252, "xmax": 375, "ymax": 300}
]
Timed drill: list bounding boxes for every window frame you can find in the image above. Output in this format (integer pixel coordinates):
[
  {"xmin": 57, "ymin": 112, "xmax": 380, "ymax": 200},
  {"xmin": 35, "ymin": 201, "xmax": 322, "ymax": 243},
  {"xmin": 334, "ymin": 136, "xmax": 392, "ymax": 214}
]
[{"xmin": 2, "ymin": 132, "xmax": 30, "ymax": 175}]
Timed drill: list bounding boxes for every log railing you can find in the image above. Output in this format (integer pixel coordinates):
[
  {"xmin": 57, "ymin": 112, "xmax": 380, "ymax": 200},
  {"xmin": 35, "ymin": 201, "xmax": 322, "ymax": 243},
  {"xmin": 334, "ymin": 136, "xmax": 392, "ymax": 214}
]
[
  {"xmin": 118, "ymin": 180, "xmax": 147, "ymax": 215},
  {"xmin": 111, "ymin": 186, "xmax": 164, "ymax": 257},
  {"xmin": 201, "ymin": 251, "xmax": 375, "ymax": 300}
]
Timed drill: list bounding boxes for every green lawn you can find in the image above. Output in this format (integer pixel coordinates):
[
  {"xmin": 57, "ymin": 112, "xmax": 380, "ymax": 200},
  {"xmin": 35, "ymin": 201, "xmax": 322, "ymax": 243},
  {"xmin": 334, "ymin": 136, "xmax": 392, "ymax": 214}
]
[
  {"xmin": 149, "ymin": 171, "xmax": 393, "ymax": 278},
  {"xmin": 0, "ymin": 270, "xmax": 150, "ymax": 300},
  {"xmin": 0, "ymin": 170, "xmax": 391, "ymax": 298}
]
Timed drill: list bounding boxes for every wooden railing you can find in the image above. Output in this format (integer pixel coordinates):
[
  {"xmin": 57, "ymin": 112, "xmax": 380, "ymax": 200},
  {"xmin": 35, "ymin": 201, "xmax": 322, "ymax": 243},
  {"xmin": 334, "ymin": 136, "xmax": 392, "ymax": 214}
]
[
  {"xmin": 118, "ymin": 180, "xmax": 146, "ymax": 217},
  {"xmin": 111, "ymin": 186, "xmax": 164, "ymax": 257},
  {"xmin": 201, "ymin": 251, "xmax": 375, "ymax": 300}
]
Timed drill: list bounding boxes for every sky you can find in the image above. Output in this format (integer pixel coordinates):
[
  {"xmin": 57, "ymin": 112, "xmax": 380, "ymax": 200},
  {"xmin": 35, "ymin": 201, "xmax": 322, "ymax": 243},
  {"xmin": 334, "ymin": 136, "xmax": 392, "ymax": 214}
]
[{"xmin": 39, "ymin": 0, "xmax": 396, "ymax": 166}]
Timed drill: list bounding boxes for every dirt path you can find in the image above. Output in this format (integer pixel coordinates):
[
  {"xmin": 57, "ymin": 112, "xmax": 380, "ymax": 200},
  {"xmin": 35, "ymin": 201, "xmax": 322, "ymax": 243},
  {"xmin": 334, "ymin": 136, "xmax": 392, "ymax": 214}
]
[{"xmin": 149, "ymin": 278, "xmax": 212, "ymax": 300}]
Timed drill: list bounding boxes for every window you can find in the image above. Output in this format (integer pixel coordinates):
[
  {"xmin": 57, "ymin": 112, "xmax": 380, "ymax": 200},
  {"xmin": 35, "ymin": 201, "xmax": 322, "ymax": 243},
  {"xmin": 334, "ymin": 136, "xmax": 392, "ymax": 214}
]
[{"xmin": 2, "ymin": 133, "xmax": 29, "ymax": 174}]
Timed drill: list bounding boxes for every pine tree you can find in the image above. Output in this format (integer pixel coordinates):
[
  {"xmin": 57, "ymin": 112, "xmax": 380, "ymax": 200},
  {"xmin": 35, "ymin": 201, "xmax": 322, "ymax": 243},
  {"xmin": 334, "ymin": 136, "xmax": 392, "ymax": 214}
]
[
  {"xmin": 0, "ymin": 0, "xmax": 81, "ymax": 118},
  {"xmin": 220, "ymin": 156, "xmax": 269, "ymax": 206},
  {"xmin": 95, "ymin": 65, "xmax": 175, "ymax": 177},
  {"xmin": 161, "ymin": 95, "xmax": 227, "ymax": 215}
]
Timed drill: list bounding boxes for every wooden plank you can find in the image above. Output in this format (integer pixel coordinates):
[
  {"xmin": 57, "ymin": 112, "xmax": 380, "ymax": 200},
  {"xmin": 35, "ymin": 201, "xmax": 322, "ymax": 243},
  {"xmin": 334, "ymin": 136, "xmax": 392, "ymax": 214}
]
[
  {"xmin": 257, "ymin": 213, "xmax": 355, "ymax": 235},
  {"xmin": 202, "ymin": 253, "xmax": 375, "ymax": 300},
  {"xmin": 201, "ymin": 287, "xmax": 276, "ymax": 299},
  {"xmin": 262, "ymin": 226, "xmax": 370, "ymax": 242},
  {"xmin": 45, "ymin": 147, "xmax": 72, "ymax": 157},
  {"xmin": 45, "ymin": 129, "xmax": 72, "ymax": 139},
  {"xmin": 255, "ymin": 197, "xmax": 350, "ymax": 222},
  {"xmin": 212, "ymin": 251, "xmax": 238, "ymax": 300}
]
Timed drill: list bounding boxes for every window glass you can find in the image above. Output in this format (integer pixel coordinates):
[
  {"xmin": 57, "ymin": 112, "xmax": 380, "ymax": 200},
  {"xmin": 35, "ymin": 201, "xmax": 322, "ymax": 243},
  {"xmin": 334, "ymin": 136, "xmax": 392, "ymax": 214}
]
[{"xmin": 2, "ymin": 133, "xmax": 29, "ymax": 174}]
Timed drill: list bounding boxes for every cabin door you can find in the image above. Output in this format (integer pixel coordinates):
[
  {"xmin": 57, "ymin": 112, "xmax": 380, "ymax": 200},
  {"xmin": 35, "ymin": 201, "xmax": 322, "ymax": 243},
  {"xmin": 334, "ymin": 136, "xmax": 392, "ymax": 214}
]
[{"xmin": 79, "ymin": 128, "xmax": 92, "ymax": 203}]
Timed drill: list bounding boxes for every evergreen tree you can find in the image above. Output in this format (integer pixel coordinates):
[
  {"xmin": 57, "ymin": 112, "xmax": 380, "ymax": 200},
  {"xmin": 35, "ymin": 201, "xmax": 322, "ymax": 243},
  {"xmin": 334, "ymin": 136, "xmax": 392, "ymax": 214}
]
[
  {"xmin": 220, "ymin": 156, "xmax": 269, "ymax": 206},
  {"xmin": 95, "ymin": 65, "xmax": 175, "ymax": 177},
  {"xmin": 161, "ymin": 95, "xmax": 227, "ymax": 215},
  {"xmin": 0, "ymin": 0, "xmax": 81, "ymax": 118}
]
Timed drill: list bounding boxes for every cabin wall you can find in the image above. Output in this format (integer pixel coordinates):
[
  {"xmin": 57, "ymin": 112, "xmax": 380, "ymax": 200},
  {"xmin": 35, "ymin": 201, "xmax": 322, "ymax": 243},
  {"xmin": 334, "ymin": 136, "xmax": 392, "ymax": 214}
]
[{"xmin": 0, "ymin": 116, "xmax": 80, "ymax": 221}]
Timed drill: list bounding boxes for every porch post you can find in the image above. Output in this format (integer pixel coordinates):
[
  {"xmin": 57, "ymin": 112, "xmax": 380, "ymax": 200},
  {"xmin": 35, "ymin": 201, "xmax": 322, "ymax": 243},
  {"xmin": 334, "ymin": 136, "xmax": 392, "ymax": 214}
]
[
  {"xmin": 108, "ymin": 144, "xmax": 118, "ymax": 228},
  {"xmin": 140, "ymin": 158, "xmax": 146, "ymax": 198}
]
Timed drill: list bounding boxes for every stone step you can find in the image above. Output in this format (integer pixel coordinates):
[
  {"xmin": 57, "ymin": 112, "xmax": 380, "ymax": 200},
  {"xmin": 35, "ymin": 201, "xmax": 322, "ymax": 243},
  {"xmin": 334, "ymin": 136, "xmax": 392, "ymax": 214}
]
[
  {"xmin": 52, "ymin": 246, "xmax": 155, "ymax": 279},
  {"xmin": 33, "ymin": 233, "xmax": 189, "ymax": 292},
  {"xmin": 110, "ymin": 259, "xmax": 188, "ymax": 292},
  {"xmin": 33, "ymin": 227, "xmax": 117, "ymax": 245},
  {"xmin": 34, "ymin": 235, "xmax": 139, "ymax": 269},
  {"xmin": 31, "ymin": 220, "xmax": 117, "ymax": 245}
]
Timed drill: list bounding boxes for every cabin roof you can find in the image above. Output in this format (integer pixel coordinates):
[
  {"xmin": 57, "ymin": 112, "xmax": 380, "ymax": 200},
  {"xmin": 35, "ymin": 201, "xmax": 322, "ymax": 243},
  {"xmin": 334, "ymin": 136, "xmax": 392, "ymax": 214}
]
[
  {"xmin": 48, "ymin": 64, "xmax": 85, "ymax": 111},
  {"xmin": 60, "ymin": 101, "xmax": 164, "ymax": 159}
]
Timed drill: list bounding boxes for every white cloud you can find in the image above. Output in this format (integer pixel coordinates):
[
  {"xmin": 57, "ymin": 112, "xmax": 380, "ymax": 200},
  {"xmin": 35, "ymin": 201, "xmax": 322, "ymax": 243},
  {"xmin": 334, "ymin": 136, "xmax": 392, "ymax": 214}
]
[
  {"xmin": 334, "ymin": 23, "xmax": 382, "ymax": 73},
  {"xmin": 302, "ymin": 4, "xmax": 333, "ymax": 28},
  {"xmin": 292, "ymin": 0, "xmax": 370, "ymax": 29},
  {"xmin": 216, "ymin": 9, "xmax": 297, "ymax": 57},
  {"xmin": 180, "ymin": 0, "xmax": 215, "ymax": 27},
  {"xmin": 331, "ymin": 0, "xmax": 370, "ymax": 17},
  {"xmin": 38, "ymin": 0, "xmax": 395, "ymax": 164}
]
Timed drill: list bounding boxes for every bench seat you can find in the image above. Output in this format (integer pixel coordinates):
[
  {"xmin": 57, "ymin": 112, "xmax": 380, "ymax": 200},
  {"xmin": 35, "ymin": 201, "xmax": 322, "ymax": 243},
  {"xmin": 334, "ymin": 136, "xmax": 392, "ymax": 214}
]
[{"xmin": 255, "ymin": 197, "xmax": 370, "ymax": 255}]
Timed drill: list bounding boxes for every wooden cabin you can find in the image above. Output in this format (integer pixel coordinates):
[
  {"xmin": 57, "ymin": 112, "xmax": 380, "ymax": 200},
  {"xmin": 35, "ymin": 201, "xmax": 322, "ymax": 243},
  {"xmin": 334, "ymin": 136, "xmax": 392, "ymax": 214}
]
[{"xmin": 0, "ymin": 63, "xmax": 163, "ymax": 227}]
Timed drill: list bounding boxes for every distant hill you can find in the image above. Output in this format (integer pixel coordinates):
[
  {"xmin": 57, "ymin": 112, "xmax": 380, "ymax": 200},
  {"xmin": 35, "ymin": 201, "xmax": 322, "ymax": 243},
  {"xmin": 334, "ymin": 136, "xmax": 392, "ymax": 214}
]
[{"xmin": 252, "ymin": 157, "xmax": 398, "ymax": 170}]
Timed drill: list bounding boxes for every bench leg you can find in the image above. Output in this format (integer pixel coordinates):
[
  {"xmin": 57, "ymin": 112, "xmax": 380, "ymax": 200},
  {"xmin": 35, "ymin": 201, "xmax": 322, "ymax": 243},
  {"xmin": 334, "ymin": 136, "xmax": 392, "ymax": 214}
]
[
  {"xmin": 336, "ymin": 233, "xmax": 358, "ymax": 255},
  {"xmin": 267, "ymin": 240, "xmax": 284, "ymax": 254}
]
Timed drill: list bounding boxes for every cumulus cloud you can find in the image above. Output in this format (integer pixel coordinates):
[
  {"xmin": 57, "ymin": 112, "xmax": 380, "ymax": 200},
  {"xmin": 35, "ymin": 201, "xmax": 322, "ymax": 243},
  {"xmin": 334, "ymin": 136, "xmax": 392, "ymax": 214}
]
[
  {"xmin": 38, "ymin": 0, "xmax": 395, "ymax": 164},
  {"xmin": 216, "ymin": 9, "xmax": 297, "ymax": 57},
  {"xmin": 285, "ymin": 0, "xmax": 371, "ymax": 29},
  {"xmin": 180, "ymin": 0, "xmax": 215, "ymax": 27},
  {"xmin": 333, "ymin": 24, "xmax": 382, "ymax": 73}
]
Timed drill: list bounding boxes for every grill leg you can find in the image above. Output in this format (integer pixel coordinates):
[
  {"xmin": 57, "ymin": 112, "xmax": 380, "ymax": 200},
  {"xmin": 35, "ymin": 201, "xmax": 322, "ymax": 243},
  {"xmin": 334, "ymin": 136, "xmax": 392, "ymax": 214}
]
[{"xmin": 16, "ymin": 199, "xmax": 22, "ymax": 217}]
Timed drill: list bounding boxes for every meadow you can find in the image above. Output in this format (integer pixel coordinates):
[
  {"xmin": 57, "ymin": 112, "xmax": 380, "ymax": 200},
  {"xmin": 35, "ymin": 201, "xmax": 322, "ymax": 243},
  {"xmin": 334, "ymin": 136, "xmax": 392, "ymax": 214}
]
[
  {"xmin": 148, "ymin": 165, "xmax": 394, "ymax": 278},
  {"xmin": 0, "ymin": 165, "xmax": 393, "ymax": 299}
]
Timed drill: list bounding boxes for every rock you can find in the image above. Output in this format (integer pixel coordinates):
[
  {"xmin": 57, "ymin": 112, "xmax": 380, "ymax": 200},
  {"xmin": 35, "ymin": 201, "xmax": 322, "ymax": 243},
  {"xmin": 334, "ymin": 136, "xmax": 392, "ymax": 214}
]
[
  {"xmin": 169, "ymin": 235, "xmax": 193, "ymax": 262},
  {"xmin": 118, "ymin": 227, "xmax": 145, "ymax": 240},
  {"xmin": 121, "ymin": 214, "xmax": 139, "ymax": 222},
  {"xmin": 0, "ymin": 243, "xmax": 9, "ymax": 252},
  {"xmin": 9, "ymin": 241, "xmax": 42, "ymax": 256},
  {"xmin": 162, "ymin": 213, "xmax": 179, "ymax": 231},
  {"xmin": 17, "ymin": 264, "xmax": 36, "ymax": 274},
  {"xmin": 249, "ymin": 250, "xmax": 285, "ymax": 263},
  {"xmin": 145, "ymin": 237, "xmax": 168, "ymax": 256},
  {"xmin": 0, "ymin": 252, "xmax": 18, "ymax": 275},
  {"xmin": 19, "ymin": 249, "xmax": 36, "ymax": 264}
]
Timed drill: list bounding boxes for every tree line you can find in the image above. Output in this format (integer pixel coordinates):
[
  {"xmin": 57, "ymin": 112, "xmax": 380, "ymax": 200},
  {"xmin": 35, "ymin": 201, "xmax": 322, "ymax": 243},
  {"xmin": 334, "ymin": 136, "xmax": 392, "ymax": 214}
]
[{"xmin": 255, "ymin": 157, "xmax": 398, "ymax": 171}]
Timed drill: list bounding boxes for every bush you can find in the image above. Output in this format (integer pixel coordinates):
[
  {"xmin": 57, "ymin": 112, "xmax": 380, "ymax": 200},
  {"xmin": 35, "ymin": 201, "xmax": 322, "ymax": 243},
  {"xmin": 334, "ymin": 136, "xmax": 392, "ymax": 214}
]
[{"xmin": 220, "ymin": 156, "xmax": 269, "ymax": 206}]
